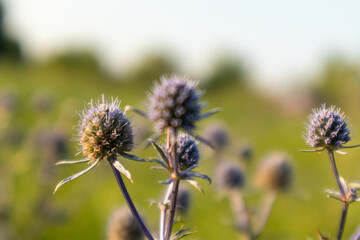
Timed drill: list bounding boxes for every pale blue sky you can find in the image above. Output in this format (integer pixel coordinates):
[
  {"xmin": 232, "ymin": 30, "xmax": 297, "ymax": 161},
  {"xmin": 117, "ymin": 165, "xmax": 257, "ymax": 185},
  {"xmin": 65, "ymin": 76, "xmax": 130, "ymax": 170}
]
[{"xmin": 4, "ymin": 0, "xmax": 360, "ymax": 89}]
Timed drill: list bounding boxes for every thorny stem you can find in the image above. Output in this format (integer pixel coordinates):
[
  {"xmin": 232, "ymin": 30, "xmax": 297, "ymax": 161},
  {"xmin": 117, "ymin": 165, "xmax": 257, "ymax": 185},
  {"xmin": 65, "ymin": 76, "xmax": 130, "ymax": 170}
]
[
  {"xmin": 229, "ymin": 190, "xmax": 253, "ymax": 239},
  {"xmin": 327, "ymin": 150, "xmax": 348, "ymax": 240},
  {"xmin": 110, "ymin": 162, "xmax": 154, "ymax": 240},
  {"xmin": 165, "ymin": 127, "xmax": 180, "ymax": 240},
  {"xmin": 253, "ymin": 191, "xmax": 277, "ymax": 238}
]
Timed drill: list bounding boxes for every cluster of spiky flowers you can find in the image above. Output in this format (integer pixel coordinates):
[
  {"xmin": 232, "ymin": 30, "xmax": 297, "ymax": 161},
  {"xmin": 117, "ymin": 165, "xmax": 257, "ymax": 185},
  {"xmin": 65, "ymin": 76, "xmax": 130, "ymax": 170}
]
[
  {"xmin": 306, "ymin": 104, "xmax": 351, "ymax": 151},
  {"xmin": 207, "ymin": 118, "xmax": 294, "ymax": 238},
  {"xmin": 302, "ymin": 104, "xmax": 360, "ymax": 240},
  {"xmin": 55, "ymin": 75, "xmax": 218, "ymax": 240}
]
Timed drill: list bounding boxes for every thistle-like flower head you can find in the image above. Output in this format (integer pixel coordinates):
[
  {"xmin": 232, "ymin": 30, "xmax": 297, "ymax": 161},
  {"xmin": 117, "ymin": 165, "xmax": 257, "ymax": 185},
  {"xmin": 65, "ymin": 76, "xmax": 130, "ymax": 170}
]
[
  {"xmin": 107, "ymin": 207, "xmax": 143, "ymax": 240},
  {"xmin": 177, "ymin": 134, "xmax": 199, "ymax": 171},
  {"xmin": 54, "ymin": 96, "xmax": 144, "ymax": 193},
  {"xmin": 255, "ymin": 152, "xmax": 292, "ymax": 192},
  {"xmin": 215, "ymin": 161, "xmax": 245, "ymax": 190},
  {"xmin": 148, "ymin": 75, "xmax": 202, "ymax": 132},
  {"xmin": 306, "ymin": 104, "xmax": 350, "ymax": 151},
  {"xmin": 78, "ymin": 96, "xmax": 134, "ymax": 162}
]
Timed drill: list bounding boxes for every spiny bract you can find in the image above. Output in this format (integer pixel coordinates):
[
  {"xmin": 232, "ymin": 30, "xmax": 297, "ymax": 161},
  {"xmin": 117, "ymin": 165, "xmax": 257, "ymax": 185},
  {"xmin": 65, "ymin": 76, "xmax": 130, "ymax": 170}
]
[
  {"xmin": 148, "ymin": 75, "xmax": 202, "ymax": 132},
  {"xmin": 78, "ymin": 96, "xmax": 134, "ymax": 162},
  {"xmin": 306, "ymin": 104, "xmax": 350, "ymax": 150},
  {"xmin": 177, "ymin": 134, "xmax": 199, "ymax": 171}
]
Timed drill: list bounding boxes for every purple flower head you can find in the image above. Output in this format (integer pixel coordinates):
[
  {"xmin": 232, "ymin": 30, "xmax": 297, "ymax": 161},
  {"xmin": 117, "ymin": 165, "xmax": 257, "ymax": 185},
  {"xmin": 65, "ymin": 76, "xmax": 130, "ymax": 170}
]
[
  {"xmin": 306, "ymin": 104, "xmax": 350, "ymax": 150},
  {"xmin": 148, "ymin": 75, "xmax": 202, "ymax": 132},
  {"xmin": 78, "ymin": 96, "xmax": 134, "ymax": 162},
  {"xmin": 107, "ymin": 207, "xmax": 143, "ymax": 240},
  {"xmin": 176, "ymin": 134, "xmax": 199, "ymax": 171},
  {"xmin": 255, "ymin": 152, "xmax": 292, "ymax": 191},
  {"xmin": 215, "ymin": 161, "xmax": 245, "ymax": 190}
]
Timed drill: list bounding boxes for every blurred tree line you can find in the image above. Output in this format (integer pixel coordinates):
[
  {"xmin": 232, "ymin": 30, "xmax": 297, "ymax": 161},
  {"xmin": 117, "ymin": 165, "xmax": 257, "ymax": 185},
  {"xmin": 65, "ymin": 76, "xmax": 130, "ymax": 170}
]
[{"xmin": 0, "ymin": 2, "xmax": 22, "ymax": 61}]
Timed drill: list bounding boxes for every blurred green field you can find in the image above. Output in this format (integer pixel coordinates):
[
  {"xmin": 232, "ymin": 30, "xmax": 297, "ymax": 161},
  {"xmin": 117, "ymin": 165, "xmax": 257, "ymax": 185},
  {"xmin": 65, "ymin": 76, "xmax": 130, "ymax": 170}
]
[{"xmin": 1, "ymin": 58, "xmax": 360, "ymax": 240}]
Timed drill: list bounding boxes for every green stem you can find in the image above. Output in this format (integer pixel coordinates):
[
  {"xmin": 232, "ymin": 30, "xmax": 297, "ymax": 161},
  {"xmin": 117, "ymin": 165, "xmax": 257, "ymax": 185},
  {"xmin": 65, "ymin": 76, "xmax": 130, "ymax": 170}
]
[
  {"xmin": 337, "ymin": 202, "xmax": 349, "ymax": 240},
  {"xmin": 327, "ymin": 150, "xmax": 347, "ymax": 240},
  {"xmin": 110, "ymin": 162, "xmax": 154, "ymax": 240},
  {"xmin": 327, "ymin": 150, "xmax": 345, "ymax": 198},
  {"xmin": 254, "ymin": 191, "xmax": 277, "ymax": 238},
  {"xmin": 165, "ymin": 127, "xmax": 179, "ymax": 240}
]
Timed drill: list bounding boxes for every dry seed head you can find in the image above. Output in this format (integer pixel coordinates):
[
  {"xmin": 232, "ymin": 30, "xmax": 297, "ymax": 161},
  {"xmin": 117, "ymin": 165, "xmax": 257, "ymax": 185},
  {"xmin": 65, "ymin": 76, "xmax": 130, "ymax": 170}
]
[
  {"xmin": 306, "ymin": 104, "xmax": 350, "ymax": 150},
  {"xmin": 255, "ymin": 152, "xmax": 292, "ymax": 191},
  {"xmin": 78, "ymin": 96, "xmax": 134, "ymax": 162},
  {"xmin": 107, "ymin": 207, "xmax": 143, "ymax": 240},
  {"xmin": 148, "ymin": 75, "xmax": 202, "ymax": 132}
]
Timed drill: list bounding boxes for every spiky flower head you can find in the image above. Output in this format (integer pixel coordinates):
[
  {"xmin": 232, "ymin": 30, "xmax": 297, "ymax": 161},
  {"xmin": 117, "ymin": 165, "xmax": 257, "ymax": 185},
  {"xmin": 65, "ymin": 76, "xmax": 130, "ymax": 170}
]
[
  {"xmin": 177, "ymin": 134, "xmax": 199, "ymax": 171},
  {"xmin": 176, "ymin": 186, "xmax": 191, "ymax": 215},
  {"xmin": 306, "ymin": 104, "xmax": 350, "ymax": 150},
  {"xmin": 78, "ymin": 96, "xmax": 134, "ymax": 162},
  {"xmin": 215, "ymin": 161, "xmax": 245, "ymax": 190},
  {"xmin": 107, "ymin": 207, "xmax": 143, "ymax": 240},
  {"xmin": 148, "ymin": 75, "xmax": 202, "ymax": 132},
  {"xmin": 255, "ymin": 152, "xmax": 292, "ymax": 192},
  {"xmin": 203, "ymin": 122, "xmax": 229, "ymax": 151}
]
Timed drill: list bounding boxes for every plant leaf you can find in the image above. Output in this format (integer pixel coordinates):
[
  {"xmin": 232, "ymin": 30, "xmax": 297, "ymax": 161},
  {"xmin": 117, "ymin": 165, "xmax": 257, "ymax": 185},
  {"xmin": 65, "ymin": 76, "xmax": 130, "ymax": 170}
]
[
  {"xmin": 148, "ymin": 158, "xmax": 168, "ymax": 169},
  {"xmin": 199, "ymin": 107, "xmax": 221, "ymax": 119},
  {"xmin": 159, "ymin": 179, "xmax": 172, "ymax": 184},
  {"xmin": 53, "ymin": 158, "xmax": 100, "ymax": 193},
  {"xmin": 120, "ymin": 152, "xmax": 148, "ymax": 162},
  {"xmin": 55, "ymin": 159, "xmax": 90, "ymax": 165},
  {"xmin": 170, "ymin": 227, "xmax": 195, "ymax": 240},
  {"xmin": 185, "ymin": 130, "xmax": 215, "ymax": 150},
  {"xmin": 124, "ymin": 105, "xmax": 148, "ymax": 118},
  {"xmin": 149, "ymin": 139, "xmax": 169, "ymax": 166},
  {"xmin": 186, "ymin": 179, "xmax": 205, "ymax": 193},
  {"xmin": 187, "ymin": 172, "xmax": 211, "ymax": 184},
  {"xmin": 112, "ymin": 160, "xmax": 133, "ymax": 183},
  {"xmin": 150, "ymin": 166, "xmax": 166, "ymax": 171}
]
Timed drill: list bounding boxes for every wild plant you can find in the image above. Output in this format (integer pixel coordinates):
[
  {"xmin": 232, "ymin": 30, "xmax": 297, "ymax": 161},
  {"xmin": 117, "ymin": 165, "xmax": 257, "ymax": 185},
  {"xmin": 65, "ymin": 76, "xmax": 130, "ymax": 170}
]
[
  {"xmin": 301, "ymin": 104, "xmax": 360, "ymax": 239},
  {"xmin": 54, "ymin": 75, "xmax": 219, "ymax": 240}
]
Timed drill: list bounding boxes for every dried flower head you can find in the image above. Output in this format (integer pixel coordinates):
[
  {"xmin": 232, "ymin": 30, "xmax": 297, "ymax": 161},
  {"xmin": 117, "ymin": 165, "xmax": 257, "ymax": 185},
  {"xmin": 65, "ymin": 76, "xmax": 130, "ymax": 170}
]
[
  {"xmin": 176, "ymin": 186, "xmax": 191, "ymax": 215},
  {"xmin": 203, "ymin": 122, "xmax": 229, "ymax": 151},
  {"xmin": 215, "ymin": 161, "xmax": 245, "ymax": 190},
  {"xmin": 255, "ymin": 152, "xmax": 292, "ymax": 191},
  {"xmin": 78, "ymin": 96, "xmax": 134, "ymax": 162},
  {"xmin": 177, "ymin": 134, "xmax": 199, "ymax": 171},
  {"xmin": 107, "ymin": 207, "xmax": 143, "ymax": 240},
  {"xmin": 148, "ymin": 75, "xmax": 202, "ymax": 132},
  {"xmin": 306, "ymin": 104, "xmax": 350, "ymax": 151}
]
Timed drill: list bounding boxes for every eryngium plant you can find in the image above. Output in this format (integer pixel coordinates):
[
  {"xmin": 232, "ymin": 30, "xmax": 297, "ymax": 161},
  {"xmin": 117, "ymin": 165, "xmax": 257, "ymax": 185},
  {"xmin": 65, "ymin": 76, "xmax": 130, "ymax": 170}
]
[
  {"xmin": 306, "ymin": 104, "xmax": 350, "ymax": 151},
  {"xmin": 147, "ymin": 75, "xmax": 202, "ymax": 132},
  {"xmin": 54, "ymin": 95, "xmax": 154, "ymax": 240},
  {"xmin": 302, "ymin": 104, "xmax": 360, "ymax": 240},
  {"xmin": 144, "ymin": 75, "xmax": 217, "ymax": 240}
]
